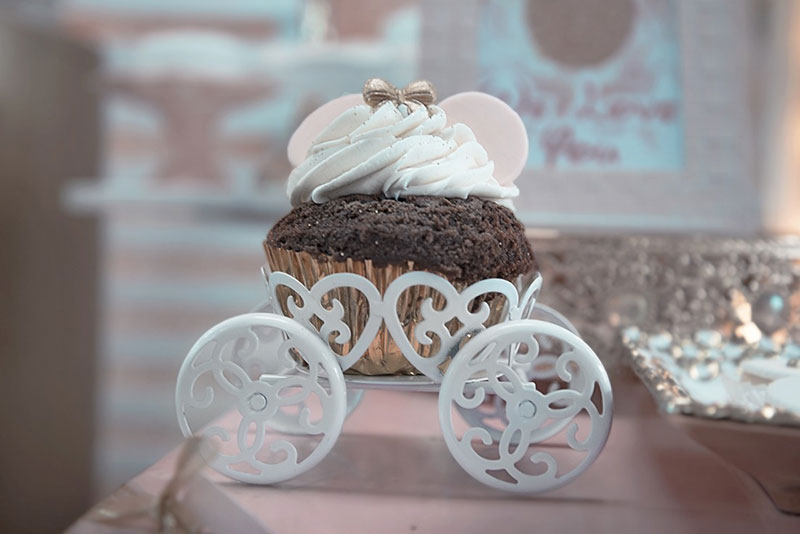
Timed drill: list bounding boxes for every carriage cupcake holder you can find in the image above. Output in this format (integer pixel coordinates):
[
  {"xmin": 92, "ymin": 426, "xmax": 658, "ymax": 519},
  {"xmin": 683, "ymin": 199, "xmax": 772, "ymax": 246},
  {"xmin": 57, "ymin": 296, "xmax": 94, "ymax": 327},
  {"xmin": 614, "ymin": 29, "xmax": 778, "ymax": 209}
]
[{"xmin": 175, "ymin": 267, "xmax": 613, "ymax": 493}]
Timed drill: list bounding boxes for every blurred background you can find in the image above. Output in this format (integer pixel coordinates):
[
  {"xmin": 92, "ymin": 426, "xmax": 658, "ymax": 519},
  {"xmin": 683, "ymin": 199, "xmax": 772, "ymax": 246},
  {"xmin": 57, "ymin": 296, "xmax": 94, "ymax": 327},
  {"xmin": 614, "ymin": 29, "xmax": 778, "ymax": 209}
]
[{"xmin": 0, "ymin": 0, "xmax": 798, "ymax": 531}]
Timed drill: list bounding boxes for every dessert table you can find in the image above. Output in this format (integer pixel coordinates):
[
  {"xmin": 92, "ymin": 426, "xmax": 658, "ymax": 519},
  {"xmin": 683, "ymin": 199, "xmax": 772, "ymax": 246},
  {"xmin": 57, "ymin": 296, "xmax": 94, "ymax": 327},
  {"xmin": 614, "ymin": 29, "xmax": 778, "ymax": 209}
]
[{"xmin": 68, "ymin": 371, "xmax": 800, "ymax": 534}]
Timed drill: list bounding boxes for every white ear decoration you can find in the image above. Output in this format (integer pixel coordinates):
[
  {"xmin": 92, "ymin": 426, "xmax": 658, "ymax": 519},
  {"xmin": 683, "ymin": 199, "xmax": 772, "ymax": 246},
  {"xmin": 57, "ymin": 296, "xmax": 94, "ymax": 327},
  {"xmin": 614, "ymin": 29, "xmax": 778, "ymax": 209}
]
[
  {"xmin": 287, "ymin": 93, "xmax": 364, "ymax": 168},
  {"xmin": 287, "ymin": 90, "xmax": 529, "ymax": 185},
  {"xmin": 439, "ymin": 92, "xmax": 529, "ymax": 186}
]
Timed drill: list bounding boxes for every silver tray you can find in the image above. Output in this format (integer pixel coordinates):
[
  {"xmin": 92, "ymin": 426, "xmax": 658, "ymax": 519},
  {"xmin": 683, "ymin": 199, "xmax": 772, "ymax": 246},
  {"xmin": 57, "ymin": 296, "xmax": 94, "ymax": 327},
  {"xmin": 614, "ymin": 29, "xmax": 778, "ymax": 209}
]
[{"xmin": 622, "ymin": 326, "xmax": 800, "ymax": 513}]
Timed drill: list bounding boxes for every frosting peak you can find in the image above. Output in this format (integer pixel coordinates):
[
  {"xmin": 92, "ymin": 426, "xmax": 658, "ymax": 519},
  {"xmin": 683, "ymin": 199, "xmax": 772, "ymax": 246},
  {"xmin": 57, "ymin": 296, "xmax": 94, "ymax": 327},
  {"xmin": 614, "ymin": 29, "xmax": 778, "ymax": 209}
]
[{"xmin": 287, "ymin": 101, "xmax": 519, "ymax": 207}]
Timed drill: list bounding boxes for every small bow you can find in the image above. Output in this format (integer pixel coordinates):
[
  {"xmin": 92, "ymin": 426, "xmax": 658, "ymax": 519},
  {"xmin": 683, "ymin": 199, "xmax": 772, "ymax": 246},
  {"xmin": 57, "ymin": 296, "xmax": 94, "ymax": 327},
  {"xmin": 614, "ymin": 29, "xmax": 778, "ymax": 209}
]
[{"xmin": 362, "ymin": 78, "xmax": 436, "ymax": 110}]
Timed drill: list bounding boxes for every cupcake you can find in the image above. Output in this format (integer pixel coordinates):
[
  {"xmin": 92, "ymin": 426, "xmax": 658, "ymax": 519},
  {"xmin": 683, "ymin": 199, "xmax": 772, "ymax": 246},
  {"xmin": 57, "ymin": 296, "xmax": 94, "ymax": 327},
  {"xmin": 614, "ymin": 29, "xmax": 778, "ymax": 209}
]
[{"xmin": 265, "ymin": 79, "xmax": 535, "ymax": 375}]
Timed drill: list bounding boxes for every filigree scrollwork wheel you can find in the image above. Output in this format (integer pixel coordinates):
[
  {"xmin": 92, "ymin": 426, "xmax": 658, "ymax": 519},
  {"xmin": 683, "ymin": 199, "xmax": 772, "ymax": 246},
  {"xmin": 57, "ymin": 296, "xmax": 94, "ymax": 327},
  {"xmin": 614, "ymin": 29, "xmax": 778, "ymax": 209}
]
[
  {"xmin": 454, "ymin": 303, "xmax": 583, "ymax": 441},
  {"xmin": 439, "ymin": 320, "xmax": 613, "ymax": 493},
  {"xmin": 250, "ymin": 299, "xmax": 364, "ymax": 423},
  {"xmin": 175, "ymin": 313, "xmax": 346, "ymax": 484}
]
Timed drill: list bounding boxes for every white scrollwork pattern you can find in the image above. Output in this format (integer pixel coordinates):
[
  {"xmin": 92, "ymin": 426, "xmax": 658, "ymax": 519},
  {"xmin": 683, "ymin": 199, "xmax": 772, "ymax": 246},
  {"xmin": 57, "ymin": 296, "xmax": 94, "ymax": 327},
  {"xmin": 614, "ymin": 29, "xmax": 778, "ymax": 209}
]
[
  {"xmin": 455, "ymin": 300, "xmax": 584, "ymax": 440},
  {"xmin": 383, "ymin": 272, "xmax": 524, "ymax": 380},
  {"xmin": 175, "ymin": 313, "xmax": 346, "ymax": 484},
  {"xmin": 176, "ymin": 269, "xmax": 612, "ymax": 492},
  {"xmin": 248, "ymin": 298, "xmax": 363, "ymax": 426},
  {"xmin": 439, "ymin": 320, "xmax": 613, "ymax": 493},
  {"xmin": 266, "ymin": 269, "xmax": 541, "ymax": 381},
  {"xmin": 268, "ymin": 271, "xmax": 384, "ymax": 372}
]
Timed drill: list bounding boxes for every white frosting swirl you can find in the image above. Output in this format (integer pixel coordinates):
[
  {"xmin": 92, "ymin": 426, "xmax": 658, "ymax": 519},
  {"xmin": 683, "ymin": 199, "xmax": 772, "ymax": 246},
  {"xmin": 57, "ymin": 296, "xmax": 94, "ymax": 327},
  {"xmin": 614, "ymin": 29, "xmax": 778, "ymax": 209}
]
[{"xmin": 287, "ymin": 102, "xmax": 518, "ymax": 207}]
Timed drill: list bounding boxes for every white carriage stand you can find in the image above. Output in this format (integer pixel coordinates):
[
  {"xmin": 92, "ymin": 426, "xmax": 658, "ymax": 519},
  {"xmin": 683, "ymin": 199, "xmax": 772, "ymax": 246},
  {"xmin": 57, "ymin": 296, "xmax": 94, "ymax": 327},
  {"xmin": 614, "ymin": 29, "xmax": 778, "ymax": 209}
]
[{"xmin": 176, "ymin": 269, "xmax": 613, "ymax": 493}]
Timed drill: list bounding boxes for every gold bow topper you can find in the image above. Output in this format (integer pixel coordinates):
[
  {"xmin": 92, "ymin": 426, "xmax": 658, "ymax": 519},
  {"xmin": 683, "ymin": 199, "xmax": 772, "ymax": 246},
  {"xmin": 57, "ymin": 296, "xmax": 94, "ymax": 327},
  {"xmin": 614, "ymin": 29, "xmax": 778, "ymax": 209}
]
[{"xmin": 362, "ymin": 78, "xmax": 437, "ymax": 110}]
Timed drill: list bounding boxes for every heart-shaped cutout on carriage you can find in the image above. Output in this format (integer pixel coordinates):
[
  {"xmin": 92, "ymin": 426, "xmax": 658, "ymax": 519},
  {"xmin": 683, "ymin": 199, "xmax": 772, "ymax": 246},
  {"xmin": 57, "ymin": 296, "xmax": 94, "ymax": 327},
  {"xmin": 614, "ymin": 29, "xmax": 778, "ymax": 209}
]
[
  {"xmin": 267, "ymin": 271, "xmax": 384, "ymax": 371},
  {"xmin": 382, "ymin": 272, "xmax": 524, "ymax": 381}
]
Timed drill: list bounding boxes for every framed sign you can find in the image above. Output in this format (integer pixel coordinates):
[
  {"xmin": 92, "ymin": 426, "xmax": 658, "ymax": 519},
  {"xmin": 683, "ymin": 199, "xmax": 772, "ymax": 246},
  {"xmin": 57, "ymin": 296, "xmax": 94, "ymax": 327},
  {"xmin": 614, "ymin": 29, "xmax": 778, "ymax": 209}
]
[{"xmin": 421, "ymin": 0, "xmax": 759, "ymax": 233}]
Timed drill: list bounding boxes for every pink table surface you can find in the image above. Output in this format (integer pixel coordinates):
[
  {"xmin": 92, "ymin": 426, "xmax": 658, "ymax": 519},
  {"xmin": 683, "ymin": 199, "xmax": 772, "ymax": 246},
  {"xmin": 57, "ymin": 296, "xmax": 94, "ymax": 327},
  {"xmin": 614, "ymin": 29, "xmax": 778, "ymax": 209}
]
[{"xmin": 70, "ymin": 374, "xmax": 800, "ymax": 534}]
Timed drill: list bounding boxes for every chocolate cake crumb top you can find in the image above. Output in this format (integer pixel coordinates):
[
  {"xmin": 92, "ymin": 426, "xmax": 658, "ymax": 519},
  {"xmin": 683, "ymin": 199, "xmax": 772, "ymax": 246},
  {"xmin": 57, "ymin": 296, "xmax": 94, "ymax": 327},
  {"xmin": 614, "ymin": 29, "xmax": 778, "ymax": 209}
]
[{"xmin": 266, "ymin": 195, "xmax": 534, "ymax": 284}]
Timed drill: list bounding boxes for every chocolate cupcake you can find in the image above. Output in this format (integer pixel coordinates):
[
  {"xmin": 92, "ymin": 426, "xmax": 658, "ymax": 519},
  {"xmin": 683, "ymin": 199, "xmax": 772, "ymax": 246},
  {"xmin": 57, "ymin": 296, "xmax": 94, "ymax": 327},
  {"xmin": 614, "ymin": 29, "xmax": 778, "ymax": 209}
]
[
  {"xmin": 267, "ymin": 195, "xmax": 533, "ymax": 284},
  {"xmin": 265, "ymin": 79, "xmax": 535, "ymax": 374}
]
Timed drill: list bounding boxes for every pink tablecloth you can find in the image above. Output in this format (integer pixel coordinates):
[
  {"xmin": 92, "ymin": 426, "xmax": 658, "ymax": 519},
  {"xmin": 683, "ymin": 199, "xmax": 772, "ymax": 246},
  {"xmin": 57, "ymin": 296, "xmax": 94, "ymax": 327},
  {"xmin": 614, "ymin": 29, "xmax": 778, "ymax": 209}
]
[{"xmin": 70, "ymin": 374, "xmax": 800, "ymax": 533}]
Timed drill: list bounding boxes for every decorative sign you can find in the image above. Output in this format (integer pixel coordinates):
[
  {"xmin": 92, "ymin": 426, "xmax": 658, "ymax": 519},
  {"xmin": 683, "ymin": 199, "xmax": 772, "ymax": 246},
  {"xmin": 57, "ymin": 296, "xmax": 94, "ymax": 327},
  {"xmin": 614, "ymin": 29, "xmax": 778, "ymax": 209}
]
[
  {"xmin": 422, "ymin": 0, "xmax": 759, "ymax": 233},
  {"xmin": 478, "ymin": 0, "xmax": 684, "ymax": 172}
]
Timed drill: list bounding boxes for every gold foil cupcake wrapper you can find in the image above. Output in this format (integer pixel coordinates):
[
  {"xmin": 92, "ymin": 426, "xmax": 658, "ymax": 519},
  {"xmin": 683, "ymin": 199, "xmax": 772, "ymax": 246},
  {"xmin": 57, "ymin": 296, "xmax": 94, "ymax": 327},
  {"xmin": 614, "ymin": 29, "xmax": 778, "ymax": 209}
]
[{"xmin": 264, "ymin": 244, "xmax": 538, "ymax": 376}]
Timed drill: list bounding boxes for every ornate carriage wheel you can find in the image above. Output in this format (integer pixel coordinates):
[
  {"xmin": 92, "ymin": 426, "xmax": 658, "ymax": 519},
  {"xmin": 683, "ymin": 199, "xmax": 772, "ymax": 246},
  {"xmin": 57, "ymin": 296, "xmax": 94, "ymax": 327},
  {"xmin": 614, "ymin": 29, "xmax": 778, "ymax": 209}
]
[
  {"xmin": 176, "ymin": 313, "xmax": 347, "ymax": 484},
  {"xmin": 439, "ymin": 320, "xmax": 612, "ymax": 493},
  {"xmin": 250, "ymin": 299, "xmax": 364, "ymax": 424},
  {"xmin": 454, "ymin": 303, "xmax": 583, "ymax": 442}
]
